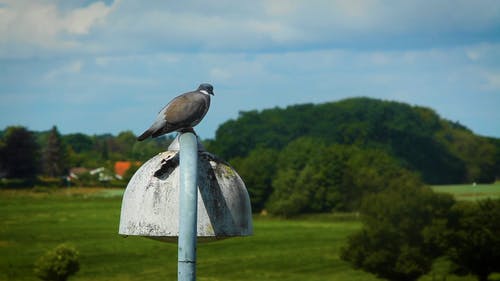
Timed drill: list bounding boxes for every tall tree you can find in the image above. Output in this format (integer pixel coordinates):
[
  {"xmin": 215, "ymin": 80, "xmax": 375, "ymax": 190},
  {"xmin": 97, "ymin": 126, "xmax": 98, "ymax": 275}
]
[
  {"xmin": 230, "ymin": 147, "xmax": 279, "ymax": 212},
  {"xmin": 0, "ymin": 126, "xmax": 39, "ymax": 179},
  {"xmin": 42, "ymin": 126, "xmax": 68, "ymax": 177},
  {"xmin": 265, "ymin": 138, "xmax": 424, "ymax": 216},
  {"xmin": 341, "ymin": 186, "xmax": 455, "ymax": 281},
  {"xmin": 64, "ymin": 133, "xmax": 93, "ymax": 153},
  {"xmin": 444, "ymin": 199, "xmax": 500, "ymax": 281},
  {"xmin": 115, "ymin": 131, "xmax": 137, "ymax": 159}
]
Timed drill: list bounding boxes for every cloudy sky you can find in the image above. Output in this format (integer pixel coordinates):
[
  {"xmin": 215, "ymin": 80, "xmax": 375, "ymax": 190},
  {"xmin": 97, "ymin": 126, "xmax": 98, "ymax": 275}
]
[{"xmin": 1, "ymin": 0, "xmax": 500, "ymax": 139}]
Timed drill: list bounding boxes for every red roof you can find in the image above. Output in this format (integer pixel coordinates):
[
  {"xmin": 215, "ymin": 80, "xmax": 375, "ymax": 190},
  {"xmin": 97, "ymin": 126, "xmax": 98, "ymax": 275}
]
[{"xmin": 115, "ymin": 161, "xmax": 132, "ymax": 176}]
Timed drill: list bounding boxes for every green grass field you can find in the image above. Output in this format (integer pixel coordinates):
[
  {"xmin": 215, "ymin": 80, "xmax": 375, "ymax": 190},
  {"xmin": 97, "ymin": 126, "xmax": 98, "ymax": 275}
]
[
  {"xmin": 0, "ymin": 188, "xmax": 489, "ymax": 281},
  {"xmin": 0, "ymin": 188, "xmax": 381, "ymax": 281},
  {"xmin": 431, "ymin": 182, "xmax": 500, "ymax": 201}
]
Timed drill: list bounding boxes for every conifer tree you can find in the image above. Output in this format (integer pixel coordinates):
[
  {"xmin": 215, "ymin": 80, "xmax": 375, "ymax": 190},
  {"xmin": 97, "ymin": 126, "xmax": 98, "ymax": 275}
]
[{"xmin": 42, "ymin": 126, "xmax": 68, "ymax": 177}]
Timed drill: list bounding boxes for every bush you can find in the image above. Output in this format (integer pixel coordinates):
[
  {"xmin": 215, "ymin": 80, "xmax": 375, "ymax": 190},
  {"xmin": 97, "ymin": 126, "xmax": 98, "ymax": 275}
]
[
  {"xmin": 340, "ymin": 185, "xmax": 455, "ymax": 281},
  {"xmin": 443, "ymin": 199, "xmax": 500, "ymax": 281},
  {"xmin": 34, "ymin": 244, "xmax": 80, "ymax": 281}
]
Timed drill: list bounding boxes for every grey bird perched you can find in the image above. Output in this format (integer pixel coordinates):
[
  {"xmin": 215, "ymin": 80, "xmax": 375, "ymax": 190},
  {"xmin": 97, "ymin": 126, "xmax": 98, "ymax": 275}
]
[{"xmin": 137, "ymin": 83, "xmax": 214, "ymax": 141}]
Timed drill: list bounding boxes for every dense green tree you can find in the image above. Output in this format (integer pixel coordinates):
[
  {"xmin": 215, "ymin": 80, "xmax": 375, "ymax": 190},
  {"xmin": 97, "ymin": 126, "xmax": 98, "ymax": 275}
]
[
  {"xmin": 489, "ymin": 137, "xmax": 500, "ymax": 180},
  {"xmin": 341, "ymin": 147, "xmax": 423, "ymax": 210},
  {"xmin": 0, "ymin": 126, "xmax": 39, "ymax": 179},
  {"xmin": 131, "ymin": 135, "xmax": 173, "ymax": 161},
  {"xmin": 265, "ymin": 138, "xmax": 329, "ymax": 216},
  {"xmin": 437, "ymin": 126, "xmax": 496, "ymax": 183},
  {"xmin": 64, "ymin": 133, "xmax": 93, "ymax": 153},
  {"xmin": 230, "ymin": 147, "xmax": 279, "ymax": 212},
  {"xmin": 443, "ymin": 199, "xmax": 500, "ymax": 281},
  {"xmin": 209, "ymin": 97, "xmax": 494, "ymax": 184},
  {"xmin": 211, "ymin": 104, "xmax": 316, "ymax": 158},
  {"xmin": 341, "ymin": 186, "xmax": 455, "ymax": 281},
  {"xmin": 266, "ymin": 138, "xmax": 423, "ymax": 216},
  {"xmin": 114, "ymin": 131, "xmax": 136, "ymax": 159},
  {"xmin": 63, "ymin": 133, "xmax": 97, "ymax": 168},
  {"xmin": 42, "ymin": 126, "xmax": 68, "ymax": 177}
]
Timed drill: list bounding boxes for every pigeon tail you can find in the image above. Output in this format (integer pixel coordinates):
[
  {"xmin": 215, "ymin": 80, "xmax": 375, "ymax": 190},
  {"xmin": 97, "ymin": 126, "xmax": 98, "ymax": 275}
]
[{"xmin": 137, "ymin": 130, "xmax": 153, "ymax": 141}]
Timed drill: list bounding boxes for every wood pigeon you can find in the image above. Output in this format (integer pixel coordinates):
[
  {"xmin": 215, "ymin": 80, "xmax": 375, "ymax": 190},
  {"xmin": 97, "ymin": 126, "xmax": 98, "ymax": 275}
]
[{"xmin": 137, "ymin": 83, "xmax": 214, "ymax": 141}]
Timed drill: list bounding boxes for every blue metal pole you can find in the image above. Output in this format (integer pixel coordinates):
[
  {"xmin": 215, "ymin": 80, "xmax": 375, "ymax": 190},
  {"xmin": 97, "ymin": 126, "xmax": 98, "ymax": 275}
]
[{"xmin": 178, "ymin": 132, "xmax": 198, "ymax": 281}]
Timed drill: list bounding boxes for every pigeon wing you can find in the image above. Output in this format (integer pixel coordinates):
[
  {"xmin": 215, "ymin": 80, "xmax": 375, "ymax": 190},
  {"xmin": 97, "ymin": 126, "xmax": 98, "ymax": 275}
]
[
  {"xmin": 137, "ymin": 91, "xmax": 210, "ymax": 141},
  {"xmin": 136, "ymin": 107, "xmax": 168, "ymax": 140},
  {"xmin": 164, "ymin": 92, "xmax": 210, "ymax": 128}
]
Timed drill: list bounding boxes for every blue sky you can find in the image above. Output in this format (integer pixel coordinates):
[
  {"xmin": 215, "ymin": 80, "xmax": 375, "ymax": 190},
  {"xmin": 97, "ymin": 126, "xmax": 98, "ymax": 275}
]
[{"xmin": 1, "ymin": 0, "xmax": 500, "ymax": 139}]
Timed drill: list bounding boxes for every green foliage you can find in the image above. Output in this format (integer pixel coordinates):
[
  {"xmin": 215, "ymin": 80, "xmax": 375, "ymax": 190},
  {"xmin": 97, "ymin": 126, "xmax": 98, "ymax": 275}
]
[
  {"xmin": 42, "ymin": 126, "xmax": 68, "ymax": 177},
  {"xmin": 266, "ymin": 138, "xmax": 338, "ymax": 216},
  {"xmin": 210, "ymin": 97, "xmax": 497, "ymax": 184},
  {"xmin": 34, "ymin": 243, "xmax": 79, "ymax": 281},
  {"xmin": 63, "ymin": 133, "xmax": 93, "ymax": 153},
  {"xmin": 443, "ymin": 199, "xmax": 500, "ymax": 281},
  {"xmin": 0, "ymin": 125, "xmax": 176, "ymax": 187},
  {"xmin": 437, "ymin": 126, "xmax": 497, "ymax": 183},
  {"xmin": 0, "ymin": 126, "xmax": 40, "ymax": 180},
  {"xmin": 230, "ymin": 147, "xmax": 279, "ymax": 212},
  {"xmin": 489, "ymin": 137, "xmax": 500, "ymax": 180},
  {"xmin": 340, "ymin": 185, "xmax": 456, "ymax": 281},
  {"xmin": 265, "ymin": 138, "xmax": 423, "ymax": 216}
]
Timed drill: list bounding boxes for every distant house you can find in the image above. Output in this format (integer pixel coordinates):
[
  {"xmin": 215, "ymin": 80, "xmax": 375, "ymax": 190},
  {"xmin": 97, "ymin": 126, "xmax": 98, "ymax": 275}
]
[
  {"xmin": 114, "ymin": 161, "xmax": 141, "ymax": 180},
  {"xmin": 90, "ymin": 167, "xmax": 114, "ymax": 181},
  {"xmin": 69, "ymin": 167, "xmax": 89, "ymax": 179}
]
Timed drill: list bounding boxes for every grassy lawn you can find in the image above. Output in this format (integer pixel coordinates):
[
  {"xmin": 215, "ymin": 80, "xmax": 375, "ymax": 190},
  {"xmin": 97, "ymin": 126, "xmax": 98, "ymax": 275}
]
[
  {"xmin": 431, "ymin": 182, "xmax": 500, "ymax": 201},
  {"xmin": 0, "ymin": 188, "xmax": 382, "ymax": 281},
  {"xmin": 0, "ymin": 187, "xmax": 491, "ymax": 281}
]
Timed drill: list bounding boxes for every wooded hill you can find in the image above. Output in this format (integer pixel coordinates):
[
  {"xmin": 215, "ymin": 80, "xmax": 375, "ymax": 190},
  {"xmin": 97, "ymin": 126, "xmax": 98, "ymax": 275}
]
[
  {"xmin": 2, "ymin": 97, "xmax": 499, "ymax": 215},
  {"xmin": 207, "ymin": 97, "xmax": 499, "ymax": 185}
]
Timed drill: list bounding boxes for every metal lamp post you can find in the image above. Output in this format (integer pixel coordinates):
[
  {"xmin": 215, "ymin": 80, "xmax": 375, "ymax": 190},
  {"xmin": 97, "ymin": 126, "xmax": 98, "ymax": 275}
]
[{"xmin": 178, "ymin": 132, "xmax": 198, "ymax": 281}]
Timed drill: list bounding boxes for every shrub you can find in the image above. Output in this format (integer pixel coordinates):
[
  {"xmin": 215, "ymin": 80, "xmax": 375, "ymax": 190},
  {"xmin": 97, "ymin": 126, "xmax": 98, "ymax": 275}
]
[
  {"xmin": 443, "ymin": 199, "xmax": 500, "ymax": 281},
  {"xmin": 34, "ymin": 244, "xmax": 80, "ymax": 281},
  {"xmin": 340, "ymin": 186, "xmax": 455, "ymax": 281}
]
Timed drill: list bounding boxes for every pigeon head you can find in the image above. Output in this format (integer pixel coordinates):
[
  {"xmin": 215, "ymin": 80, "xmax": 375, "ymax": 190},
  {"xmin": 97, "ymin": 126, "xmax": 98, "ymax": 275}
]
[{"xmin": 198, "ymin": 83, "xmax": 214, "ymax": 95}]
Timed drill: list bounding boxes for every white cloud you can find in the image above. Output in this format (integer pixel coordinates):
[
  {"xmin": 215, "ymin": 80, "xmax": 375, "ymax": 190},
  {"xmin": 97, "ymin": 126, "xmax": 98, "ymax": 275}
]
[
  {"xmin": 1, "ymin": 0, "xmax": 499, "ymax": 57},
  {"xmin": 44, "ymin": 60, "xmax": 83, "ymax": 80},
  {"xmin": 0, "ymin": 0, "xmax": 119, "ymax": 57},
  {"xmin": 64, "ymin": 1, "xmax": 118, "ymax": 35}
]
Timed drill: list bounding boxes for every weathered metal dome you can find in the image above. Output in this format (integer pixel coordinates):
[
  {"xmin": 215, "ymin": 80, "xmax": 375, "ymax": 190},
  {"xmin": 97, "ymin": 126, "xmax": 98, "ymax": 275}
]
[{"xmin": 118, "ymin": 136, "xmax": 253, "ymax": 242}]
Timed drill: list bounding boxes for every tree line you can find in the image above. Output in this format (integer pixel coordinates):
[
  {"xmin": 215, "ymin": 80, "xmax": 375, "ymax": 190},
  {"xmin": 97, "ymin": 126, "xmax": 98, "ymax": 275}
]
[
  {"xmin": 204, "ymin": 97, "xmax": 499, "ymax": 214},
  {"xmin": 207, "ymin": 97, "xmax": 499, "ymax": 185},
  {"xmin": 0, "ymin": 126, "xmax": 172, "ymax": 187},
  {"xmin": 1, "ymin": 97, "xmax": 499, "ymax": 193}
]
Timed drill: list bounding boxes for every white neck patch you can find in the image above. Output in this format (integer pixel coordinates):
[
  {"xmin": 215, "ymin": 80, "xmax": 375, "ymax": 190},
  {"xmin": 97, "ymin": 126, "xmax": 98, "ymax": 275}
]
[{"xmin": 200, "ymin": 90, "xmax": 210, "ymax": 95}]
